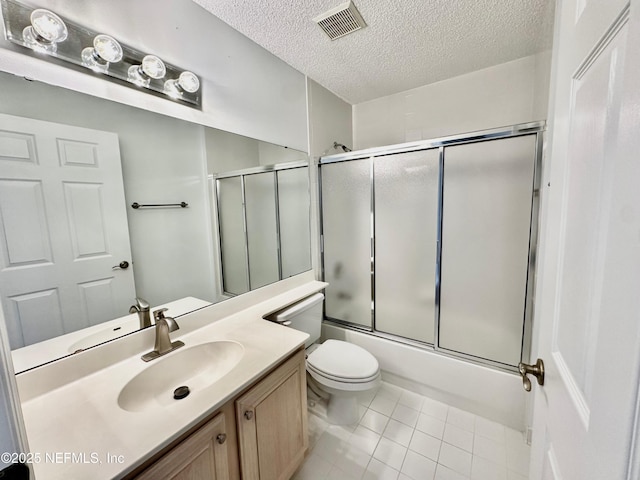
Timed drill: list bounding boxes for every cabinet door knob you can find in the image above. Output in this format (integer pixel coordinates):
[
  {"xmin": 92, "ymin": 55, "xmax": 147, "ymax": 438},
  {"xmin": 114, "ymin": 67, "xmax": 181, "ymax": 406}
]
[
  {"xmin": 216, "ymin": 433, "xmax": 227, "ymax": 444},
  {"xmin": 244, "ymin": 410, "xmax": 254, "ymax": 420}
]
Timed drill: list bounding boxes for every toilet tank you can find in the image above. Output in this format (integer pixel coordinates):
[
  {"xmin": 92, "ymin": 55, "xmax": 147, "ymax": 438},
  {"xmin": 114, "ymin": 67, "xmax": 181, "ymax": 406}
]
[{"xmin": 270, "ymin": 293, "xmax": 324, "ymax": 347}]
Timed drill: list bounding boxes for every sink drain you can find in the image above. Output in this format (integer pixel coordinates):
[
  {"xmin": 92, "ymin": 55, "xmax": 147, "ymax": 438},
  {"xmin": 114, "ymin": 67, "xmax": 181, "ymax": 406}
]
[{"xmin": 173, "ymin": 385, "xmax": 190, "ymax": 400}]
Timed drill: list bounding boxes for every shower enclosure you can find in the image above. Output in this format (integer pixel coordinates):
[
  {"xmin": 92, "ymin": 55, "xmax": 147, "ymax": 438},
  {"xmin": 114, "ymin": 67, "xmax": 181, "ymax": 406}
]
[
  {"xmin": 319, "ymin": 122, "xmax": 544, "ymax": 371},
  {"xmin": 214, "ymin": 162, "xmax": 312, "ymax": 296}
]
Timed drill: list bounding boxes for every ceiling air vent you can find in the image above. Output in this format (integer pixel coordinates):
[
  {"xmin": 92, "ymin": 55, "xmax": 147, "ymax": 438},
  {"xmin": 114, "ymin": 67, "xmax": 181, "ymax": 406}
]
[{"xmin": 313, "ymin": 1, "xmax": 367, "ymax": 41}]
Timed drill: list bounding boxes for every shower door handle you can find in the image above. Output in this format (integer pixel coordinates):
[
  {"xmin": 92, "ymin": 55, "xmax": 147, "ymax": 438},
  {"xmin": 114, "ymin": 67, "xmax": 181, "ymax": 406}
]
[{"xmin": 518, "ymin": 358, "xmax": 545, "ymax": 392}]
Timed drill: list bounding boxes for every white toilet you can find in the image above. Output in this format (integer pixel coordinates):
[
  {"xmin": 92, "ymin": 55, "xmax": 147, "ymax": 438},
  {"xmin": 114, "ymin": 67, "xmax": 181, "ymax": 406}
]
[{"xmin": 270, "ymin": 293, "xmax": 380, "ymax": 425}]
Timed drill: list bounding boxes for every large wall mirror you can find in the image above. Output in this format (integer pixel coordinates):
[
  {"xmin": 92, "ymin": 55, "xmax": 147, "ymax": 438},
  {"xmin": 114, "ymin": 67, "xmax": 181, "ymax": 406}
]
[{"xmin": 0, "ymin": 71, "xmax": 312, "ymax": 373}]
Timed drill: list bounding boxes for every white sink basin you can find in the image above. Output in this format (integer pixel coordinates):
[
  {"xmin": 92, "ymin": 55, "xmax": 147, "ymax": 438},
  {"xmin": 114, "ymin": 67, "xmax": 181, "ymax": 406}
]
[{"xmin": 117, "ymin": 341, "xmax": 244, "ymax": 412}]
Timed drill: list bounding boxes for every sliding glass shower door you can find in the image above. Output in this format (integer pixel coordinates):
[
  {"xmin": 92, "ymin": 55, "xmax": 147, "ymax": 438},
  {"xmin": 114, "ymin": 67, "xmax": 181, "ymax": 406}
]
[
  {"xmin": 320, "ymin": 122, "xmax": 543, "ymax": 370},
  {"xmin": 321, "ymin": 159, "xmax": 372, "ymax": 328},
  {"xmin": 374, "ymin": 149, "xmax": 439, "ymax": 343}
]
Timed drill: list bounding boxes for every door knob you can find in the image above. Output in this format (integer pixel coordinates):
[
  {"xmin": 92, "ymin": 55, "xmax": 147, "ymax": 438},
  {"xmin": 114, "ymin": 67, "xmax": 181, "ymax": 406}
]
[
  {"xmin": 216, "ymin": 433, "xmax": 227, "ymax": 444},
  {"xmin": 518, "ymin": 358, "xmax": 545, "ymax": 392},
  {"xmin": 112, "ymin": 261, "xmax": 129, "ymax": 270},
  {"xmin": 244, "ymin": 410, "xmax": 254, "ymax": 420}
]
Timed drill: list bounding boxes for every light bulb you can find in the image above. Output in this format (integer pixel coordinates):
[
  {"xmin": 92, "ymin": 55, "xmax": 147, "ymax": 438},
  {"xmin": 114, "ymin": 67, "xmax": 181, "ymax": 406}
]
[
  {"xmin": 127, "ymin": 55, "xmax": 166, "ymax": 87},
  {"xmin": 164, "ymin": 71, "xmax": 200, "ymax": 98},
  {"xmin": 22, "ymin": 9, "xmax": 68, "ymax": 53},
  {"xmin": 81, "ymin": 34, "xmax": 123, "ymax": 73}
]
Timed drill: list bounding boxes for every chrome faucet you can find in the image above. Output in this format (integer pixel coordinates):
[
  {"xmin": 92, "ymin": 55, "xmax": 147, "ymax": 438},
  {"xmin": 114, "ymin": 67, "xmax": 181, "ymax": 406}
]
[
  {"xmin": 129, "ymin": 297, "xmax": 151, "ymax": 329},
  {"xmin": 141, "ymin": 308, "xmax": 185, "ymax": 362}
]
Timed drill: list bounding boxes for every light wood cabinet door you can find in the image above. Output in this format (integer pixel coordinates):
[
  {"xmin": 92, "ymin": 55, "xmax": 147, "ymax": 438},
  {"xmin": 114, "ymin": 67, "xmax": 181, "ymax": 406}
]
[
  {"xmin": 135, "ymin": 412, "xmax": 231, "ymax": 480},
  {"xmin": 236, "ymin": 349, "xmax": 308, "ymax": 480}
]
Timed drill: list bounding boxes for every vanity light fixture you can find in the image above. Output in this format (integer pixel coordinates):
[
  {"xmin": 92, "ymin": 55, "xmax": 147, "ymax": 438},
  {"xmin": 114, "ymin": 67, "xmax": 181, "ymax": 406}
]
[
  {"xmin": 81, "ymin": 34, "xmax": 123, "ymax": 73},
  {"xmin": 128, "ymin": 55, "xmax": 167, "ymax": 87},
  {"xmin": 0, "ymin": 0, "xmax": 202, "ymax": 108},
  {"xmin": 21, "ymin": 8, "xmax": 67, "ymax": 53},
  {"xmin": 164, "ymin": 71, "xmax": 200, "ymax": 98}
]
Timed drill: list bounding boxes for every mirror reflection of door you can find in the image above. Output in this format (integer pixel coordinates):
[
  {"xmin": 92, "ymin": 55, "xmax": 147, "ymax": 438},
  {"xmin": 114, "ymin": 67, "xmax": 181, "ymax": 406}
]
[{"xmin": 0, "ymin": 113, "xmax": 135, "ymax": 348}]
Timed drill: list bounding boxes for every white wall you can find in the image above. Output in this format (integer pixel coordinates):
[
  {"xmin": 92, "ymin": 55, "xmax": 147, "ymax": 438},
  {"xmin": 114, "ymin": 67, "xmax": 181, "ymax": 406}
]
[
  {"xmin": 0, "ymin": 0, "xmax": 308, "ymax": 152},
  {"xmin": 306, "ymin": 78, "xmax": 353, "ymax": 277},
  {"xmin": 0, "ymin": 72, "xmax": 216, "ymax": 308},
  {"xmin": 353, "ymin": 52, "xmax": 552, "ymax": 149}
]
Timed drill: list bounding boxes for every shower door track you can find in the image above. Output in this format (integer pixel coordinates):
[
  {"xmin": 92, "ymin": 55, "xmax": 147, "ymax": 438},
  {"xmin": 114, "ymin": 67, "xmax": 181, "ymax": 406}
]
[{"xmin": 318, "ymin": 121, "xmax": 546, "ymax": 374}]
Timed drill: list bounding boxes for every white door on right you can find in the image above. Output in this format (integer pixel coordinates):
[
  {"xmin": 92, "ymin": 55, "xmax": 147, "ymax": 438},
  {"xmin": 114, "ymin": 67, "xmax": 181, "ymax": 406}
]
[{"xmin": 529, "ymin": 0, "xmax": 640, "ymax": 479}]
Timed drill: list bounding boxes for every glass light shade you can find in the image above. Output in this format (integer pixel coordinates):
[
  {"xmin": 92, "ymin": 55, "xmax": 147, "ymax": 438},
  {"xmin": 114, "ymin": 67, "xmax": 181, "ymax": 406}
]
[
  {"xmin": 141, "ymin": 55, "xmax": 166, "ymax": 79},
  {"xmin": 81, "ymin": 34, "xmax": 122, "ymax": 72},
  {"xmin": 21, "ymin": 8, "xmax": 68, "ymax": 53},
  {"xmin": 178, "ymin": 71, "xmax": 199, "ymax": 93},
  {"xmin": 164, "ymin": 71, "xmax": 200, "ymax": 98},
  {"xmin": 30, "ymin": 9, "xmax": 67, "ymax": 42},
  {"xmin": 127, "ymin": 55, "xmax": 166, "ymax": 87},
  {"xmin": 93, "ymin": 34, "xmax": 123, "ymax": 63}
]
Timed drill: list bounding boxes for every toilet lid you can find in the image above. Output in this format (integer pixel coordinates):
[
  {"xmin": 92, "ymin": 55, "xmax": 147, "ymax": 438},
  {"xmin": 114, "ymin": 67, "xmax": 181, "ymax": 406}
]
[{"xmin": 307, "ymin": 340, "xmax": 379, "ymax": 380}]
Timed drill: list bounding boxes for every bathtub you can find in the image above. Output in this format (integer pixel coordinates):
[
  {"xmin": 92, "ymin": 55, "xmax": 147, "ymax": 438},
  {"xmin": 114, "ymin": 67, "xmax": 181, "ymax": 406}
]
[{"xmin": 322, "ymin": 322, "xmax": 528, "ymax": 432}]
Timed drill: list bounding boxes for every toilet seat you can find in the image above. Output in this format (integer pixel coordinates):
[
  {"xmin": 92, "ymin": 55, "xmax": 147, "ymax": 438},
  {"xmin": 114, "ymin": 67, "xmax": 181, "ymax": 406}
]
[{"xmin": 306, "ymin": 339, "xmax": 380, "ymax": 389}]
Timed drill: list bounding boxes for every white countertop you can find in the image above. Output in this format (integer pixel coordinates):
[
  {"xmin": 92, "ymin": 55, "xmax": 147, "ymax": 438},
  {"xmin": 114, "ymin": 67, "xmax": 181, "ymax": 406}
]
[{"xmin": 17, "ymin": 279, "xmax": 326, "ymax": 480}]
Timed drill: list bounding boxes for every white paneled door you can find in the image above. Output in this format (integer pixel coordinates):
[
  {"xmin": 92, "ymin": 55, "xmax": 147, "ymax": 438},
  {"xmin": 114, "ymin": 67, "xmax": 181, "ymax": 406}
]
[
  {"xmin": 530, "ymin": 1, "xmax": 640, "ymax": 479},
  {"xmin": 0, "ymin": 114, "xmax": 135, "ymax": 349}
]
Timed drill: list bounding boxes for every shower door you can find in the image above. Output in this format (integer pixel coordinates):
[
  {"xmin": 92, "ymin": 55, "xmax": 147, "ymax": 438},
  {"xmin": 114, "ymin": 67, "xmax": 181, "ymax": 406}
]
[
  {"xmin": 374, "ymin": 149, "xmax": 439, "ymax": 343},
  {"xmin": 320, "ymin": 122, "xmax": 543, "ymax": 371},
  {"xmin": 438, "ymin": 135, "xmax": 537, "ymax": 366},
  {"xmin": 321, "ymin": 159, "xmax": 372, "ymax": 328}
]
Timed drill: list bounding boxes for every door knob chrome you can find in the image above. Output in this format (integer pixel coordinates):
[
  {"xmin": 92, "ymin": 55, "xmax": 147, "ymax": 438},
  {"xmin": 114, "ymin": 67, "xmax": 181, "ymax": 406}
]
[
  {"xmin": 112, "ymin": 260, "xmax": 129, "ymax": 270},
  {"xmin": 518, "ymin": 358, "xmax": 545, "ymax": 392}
]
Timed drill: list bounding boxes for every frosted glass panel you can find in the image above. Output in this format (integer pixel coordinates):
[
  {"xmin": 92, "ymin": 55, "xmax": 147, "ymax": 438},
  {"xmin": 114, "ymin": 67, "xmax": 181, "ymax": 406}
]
[
  {"xmin": 321, "ymin": 160, "xmax": 372, "ymax": 327},
  {"xmin": 374, "ymin": 149, "xmax": 439, "ymax": 343},
  {"xmin": 277, "ymin": 167, "xmax": 311, "ymax": 278},
  {"xmin": 217, "ymin": 177, "xmax": 249, "ymax": 295},
  {"xmin": 439, "ymin": 135, "xmax": 536, "ymax": 365},
  {"xmin": 244, "ymin": 172, "xmax": 280, "ymax": 289}
]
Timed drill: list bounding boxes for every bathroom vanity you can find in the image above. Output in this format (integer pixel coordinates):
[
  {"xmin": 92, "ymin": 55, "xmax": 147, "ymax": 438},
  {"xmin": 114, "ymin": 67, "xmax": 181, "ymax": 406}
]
[{"xmin": 14, "ymin": 277, "xmax": 326, "ymax": 480}]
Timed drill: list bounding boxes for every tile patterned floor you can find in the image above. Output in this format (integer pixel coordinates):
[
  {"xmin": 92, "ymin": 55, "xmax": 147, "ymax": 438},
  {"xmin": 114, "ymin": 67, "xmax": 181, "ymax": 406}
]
[{"xmin": 293, "ymin": 382, "xmax": 530, "ymax": 480}]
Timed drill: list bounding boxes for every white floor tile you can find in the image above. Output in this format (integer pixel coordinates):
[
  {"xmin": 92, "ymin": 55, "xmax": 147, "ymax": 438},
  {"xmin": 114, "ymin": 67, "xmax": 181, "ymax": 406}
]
[
  {"xmin": 439, "ymin": 443, "xmax": 473, "ymax": 477},
  {"xmin": 363, "ymin": 458, "xmax": 400, "ymax": 480},
  {"xmin": 361, "ymin": 408, "xmax": 390, "ymax": 434},
  {"xmin": 401, "ymin": 450, "xmax": 437, "ymax": 480},
  {"xmin": 314, "ymin": 430, "xmax": 347, "ymax": 462},
  {"xmin": 471, "ymin": 456, "xmax": 508, "ymax": 480},
  {"xmin": 473, "ymin": 434, "xmax": 507, "ymax": 465},
  {"xmin": 327, "ymin": 464, "xmax": 360, "ymax": 480},
  {"xmin": 373, "ymin": 437, "xmax": 408, "ymax": 471},
  {"xmin": 371, "ymin": 394, "xmax": 399, "ymax": 417},
  {"xmin": 399, "ymin": 474, "xmax": 413, "ymax": 480},
  {"xmin": 293, "ymin": 452, "xmax": 332, "ymax": 480},
  {"xmin": 421, "ymin": 398, "xmax": 449, "ymax": 421},
  {"xmin": 507, "ymin": 470, "xmax": 528, "ymax": 480},
  {"xmin": 506, "ymin": 438, "xmax": 530, "ymax": 476},
  {"xmin": 398, "ymin": 390, "xmax": 425, "ymax": 411},
  {"xmin": 332, "ymin": 443, "xmax": 371, "ymax": 479},
  {"xmin": 350, "ymin": 425, "xmax": 382, "ymax": 455},
  {"xmin": 475, "ymin": 416, "xmax": 505, "ymax": 443},
  {"xmin": 409, "ymin": 430, "xmax": 442, "ymax": 462},
  {"xmin": 378, "ymin": 382, "xmax": 403, "ymax": 401},
  {"xmin": 444, "ymin": 423, "xmax": 474, "ymax": 452},
  {"xmin": 446, "ymin": 407, "xmax": 476, "ymax": 432},
  {"xmin": 383, "ymin": 419, "xmax": 414, "ymax": 447},
  {"xmin": 416, "ymin": 413, "xmax": 446, "ymax": 439},
  {"xmin": 392, "ymin": 403, "xmax": 420, "ymax": 427},
  {"xmin": 358, "ymin": 388, "xmax": 379, "ymax": 407},
  {"xmin": 308, "ymin": 414, "xmax": 329, "ymax": 448},
  {"xmin": 435, "ymin": 464, "xmax": 470, "ymax": 480}
]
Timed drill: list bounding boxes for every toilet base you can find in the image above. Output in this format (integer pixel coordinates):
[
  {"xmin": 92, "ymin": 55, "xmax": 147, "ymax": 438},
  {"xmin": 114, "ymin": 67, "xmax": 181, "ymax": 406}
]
[{"xmin": 327, "ymin": 394, "xmax": 359, "ymax": 425}]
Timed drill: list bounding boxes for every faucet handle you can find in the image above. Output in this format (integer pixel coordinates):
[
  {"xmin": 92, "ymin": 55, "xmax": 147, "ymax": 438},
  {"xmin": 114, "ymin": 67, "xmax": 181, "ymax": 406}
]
[
  {"xmin": 135, "ymin": 297, "xmax": 150, "ymax": 311},
  {"xmin": 153, "ymin": 308, "xmax": 169, "ymax": 321}
]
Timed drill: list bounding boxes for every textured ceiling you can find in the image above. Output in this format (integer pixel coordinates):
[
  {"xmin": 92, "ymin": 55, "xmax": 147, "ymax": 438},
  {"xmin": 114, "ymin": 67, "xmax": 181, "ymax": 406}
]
[{"xmin": 192, "ymin": 0, "xmax": 555, "ymax": 105}]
